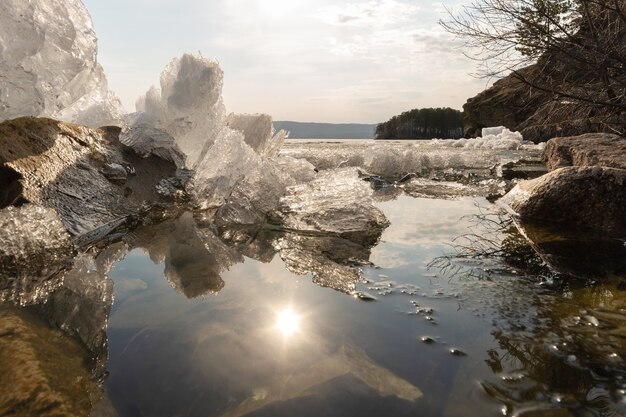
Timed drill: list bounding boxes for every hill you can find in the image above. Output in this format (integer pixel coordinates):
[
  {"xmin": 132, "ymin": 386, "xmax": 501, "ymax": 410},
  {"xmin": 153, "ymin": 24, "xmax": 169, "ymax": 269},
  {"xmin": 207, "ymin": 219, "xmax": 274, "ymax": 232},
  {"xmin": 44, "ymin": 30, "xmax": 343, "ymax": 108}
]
[{"xmin": 273, "ymin": 121, "xmax": 377, "ymax": 139}]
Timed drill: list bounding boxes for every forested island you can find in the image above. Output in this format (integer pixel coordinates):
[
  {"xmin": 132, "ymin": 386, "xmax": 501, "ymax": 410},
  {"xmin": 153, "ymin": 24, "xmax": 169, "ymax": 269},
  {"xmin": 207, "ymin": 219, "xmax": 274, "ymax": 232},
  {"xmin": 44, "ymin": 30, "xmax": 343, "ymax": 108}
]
[{"xmin": 375, "ymin": 107, "xmax": 463, "ymax": 140}]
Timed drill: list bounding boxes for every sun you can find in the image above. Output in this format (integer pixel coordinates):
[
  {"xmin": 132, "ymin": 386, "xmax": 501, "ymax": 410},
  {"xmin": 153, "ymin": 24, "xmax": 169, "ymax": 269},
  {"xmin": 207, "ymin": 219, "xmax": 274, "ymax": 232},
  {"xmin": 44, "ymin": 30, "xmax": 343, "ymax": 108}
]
[{"xmin": 276, "ymin": 308, "xmax": 301, "ymax": 337}]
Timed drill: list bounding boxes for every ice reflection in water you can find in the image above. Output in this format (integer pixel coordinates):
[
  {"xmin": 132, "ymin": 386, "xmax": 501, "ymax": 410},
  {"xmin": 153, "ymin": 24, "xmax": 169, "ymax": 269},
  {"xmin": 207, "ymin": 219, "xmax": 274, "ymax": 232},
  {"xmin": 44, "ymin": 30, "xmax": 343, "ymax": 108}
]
[{"xmin": 3, "ymin": 193, "xmax": 626, "ymax": 417}]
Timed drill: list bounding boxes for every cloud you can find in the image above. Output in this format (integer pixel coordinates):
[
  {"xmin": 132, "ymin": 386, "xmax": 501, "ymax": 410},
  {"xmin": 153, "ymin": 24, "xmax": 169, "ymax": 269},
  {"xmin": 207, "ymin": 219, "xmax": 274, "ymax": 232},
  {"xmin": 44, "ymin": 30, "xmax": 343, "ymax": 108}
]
[
  {"xmin": 85, "ymin": 0, "xmax": 487, "ymax": 123},
  {"xmin": 317, "ymin": 0, "xmax": 421, "ymax": 27}
]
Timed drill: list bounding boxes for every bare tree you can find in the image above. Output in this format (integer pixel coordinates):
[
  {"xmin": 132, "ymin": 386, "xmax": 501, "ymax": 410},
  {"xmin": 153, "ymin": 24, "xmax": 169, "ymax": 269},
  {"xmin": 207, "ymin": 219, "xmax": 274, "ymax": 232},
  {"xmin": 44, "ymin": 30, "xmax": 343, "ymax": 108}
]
[{"xmin": 442, "ymin": 0, "xmax": 626, "ymax": 135}]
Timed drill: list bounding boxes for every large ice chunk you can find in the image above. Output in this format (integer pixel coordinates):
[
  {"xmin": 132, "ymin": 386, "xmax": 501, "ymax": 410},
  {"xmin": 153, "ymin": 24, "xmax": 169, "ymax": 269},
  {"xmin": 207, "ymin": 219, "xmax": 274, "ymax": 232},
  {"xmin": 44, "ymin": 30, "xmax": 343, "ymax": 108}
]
[
  {"xmin": 227, "ymin": 113, "xmax": 286, "ymax": 159},
  {"xmin": 0, "ymin": 0, "xmax": 123, "ymax": 127},
  {"xmin": 0, "ymin": 205, "xmax": 75, "ymax": 305},
  {"xmin": 277, "ymin": 168, "xmax": 389, "ymax": 246},
  {"xmin": 481, "ymin": 126, "xmax": 507, "ymax": 137},
  {"xmin": 134, "ymin": 54, "xmax": 227, "ymax": 167}
]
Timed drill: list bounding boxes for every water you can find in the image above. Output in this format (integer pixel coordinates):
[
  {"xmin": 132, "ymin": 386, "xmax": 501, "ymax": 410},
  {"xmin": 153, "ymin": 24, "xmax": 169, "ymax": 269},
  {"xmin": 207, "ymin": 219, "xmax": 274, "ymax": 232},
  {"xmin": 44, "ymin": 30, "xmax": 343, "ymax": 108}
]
[
  {"xmin": 101, "ymin": 196, "xmax": 626, "ymax": 417},
  {"xmin": 3, "ymin": 140, "xmax": 626, "ymax": 417}
]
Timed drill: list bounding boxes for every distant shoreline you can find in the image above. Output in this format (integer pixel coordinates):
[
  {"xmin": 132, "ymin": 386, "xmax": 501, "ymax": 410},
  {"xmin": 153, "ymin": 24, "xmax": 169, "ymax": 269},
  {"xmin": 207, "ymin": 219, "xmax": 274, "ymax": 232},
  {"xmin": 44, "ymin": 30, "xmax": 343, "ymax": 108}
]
[{"xmin": 274, "ymin": 121, "xmax": 377, "ymax": 139}]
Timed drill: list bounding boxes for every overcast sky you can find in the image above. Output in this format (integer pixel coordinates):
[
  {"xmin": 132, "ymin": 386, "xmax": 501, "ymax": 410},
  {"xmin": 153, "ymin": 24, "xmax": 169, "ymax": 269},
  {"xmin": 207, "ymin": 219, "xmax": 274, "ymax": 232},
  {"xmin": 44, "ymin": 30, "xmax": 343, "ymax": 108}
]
[{"xmin": 83, "ymin": 0, "xmax": 487, "ymax": 123}]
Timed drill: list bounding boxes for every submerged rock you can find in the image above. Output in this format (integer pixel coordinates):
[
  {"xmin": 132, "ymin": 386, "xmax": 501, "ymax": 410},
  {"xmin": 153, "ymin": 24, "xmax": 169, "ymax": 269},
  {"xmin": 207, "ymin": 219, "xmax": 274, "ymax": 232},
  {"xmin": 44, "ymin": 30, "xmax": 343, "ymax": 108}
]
[
  {"xmin": 0, "ymin": 306, "xmax": 103, "ymax": 417},
  {"xmin": 500, "ymin": 166, "xmax": 626, "ymax": 236},
  {"xmin": 0, "ymin": 0, "xmax": 123, "ymax": 127},
  {"xmin": 512, "ymin": 222, "xmax": 626, "ymax": 280}
]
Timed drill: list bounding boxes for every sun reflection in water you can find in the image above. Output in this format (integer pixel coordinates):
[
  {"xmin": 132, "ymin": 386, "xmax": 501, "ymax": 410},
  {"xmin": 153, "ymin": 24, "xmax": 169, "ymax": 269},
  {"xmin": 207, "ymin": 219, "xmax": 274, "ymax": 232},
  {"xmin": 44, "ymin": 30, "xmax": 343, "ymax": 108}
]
[{"xmin": 276, "ymin": 308, "xmax": 300, "ymax": 337}]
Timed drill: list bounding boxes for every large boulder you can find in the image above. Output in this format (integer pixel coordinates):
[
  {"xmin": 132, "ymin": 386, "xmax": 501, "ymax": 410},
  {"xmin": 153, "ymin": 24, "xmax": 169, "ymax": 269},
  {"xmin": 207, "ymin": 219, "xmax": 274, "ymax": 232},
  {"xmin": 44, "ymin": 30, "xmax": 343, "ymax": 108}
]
[
  {"xmin": 542, "ymin": 133, "xmax": 626, "ymax": 170},
  {"xmin": 500, "ymin": 166, "xmax": 626, "ymax": 236},
  {"xmin": 0, "ymin": 117, "xmax": 188, "ymax": 238}
]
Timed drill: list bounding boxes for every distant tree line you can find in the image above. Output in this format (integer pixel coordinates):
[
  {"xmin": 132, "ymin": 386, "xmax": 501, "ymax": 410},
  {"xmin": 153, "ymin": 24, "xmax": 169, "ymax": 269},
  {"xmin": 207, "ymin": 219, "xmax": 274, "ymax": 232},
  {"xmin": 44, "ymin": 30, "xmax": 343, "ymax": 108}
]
[{"xmin": 375, "ymin": 107, "xmax": 464, "ymax": 139}]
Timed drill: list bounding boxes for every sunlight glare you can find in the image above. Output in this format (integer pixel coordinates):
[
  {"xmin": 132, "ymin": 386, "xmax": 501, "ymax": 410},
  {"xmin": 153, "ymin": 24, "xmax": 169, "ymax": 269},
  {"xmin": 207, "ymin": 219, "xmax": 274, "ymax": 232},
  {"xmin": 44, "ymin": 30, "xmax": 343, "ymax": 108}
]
[{"xmin": 276, "ymin": 308, "xmax": 300, "ymax": 337}]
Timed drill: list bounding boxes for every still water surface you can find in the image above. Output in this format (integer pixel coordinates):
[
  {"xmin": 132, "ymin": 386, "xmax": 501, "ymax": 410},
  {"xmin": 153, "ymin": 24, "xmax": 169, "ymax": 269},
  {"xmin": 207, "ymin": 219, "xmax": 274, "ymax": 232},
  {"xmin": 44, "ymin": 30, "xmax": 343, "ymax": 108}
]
[{"xmin": 101, "ymin": 196, "xmax": 626, "ymax": 417}]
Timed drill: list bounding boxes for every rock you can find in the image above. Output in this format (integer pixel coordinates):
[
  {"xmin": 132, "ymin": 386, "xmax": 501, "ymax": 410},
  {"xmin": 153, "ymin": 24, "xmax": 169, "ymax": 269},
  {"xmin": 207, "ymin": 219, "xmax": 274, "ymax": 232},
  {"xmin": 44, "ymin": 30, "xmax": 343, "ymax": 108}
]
[
  {"xmin": 463, "ymin": 12, "xmax": 625, "ymax": 143},
  {"xmin": 500, "ymin": 166, "xmax": 626, "ymax": 236},
  {"xmin": 0, "ymin": 0, "xmax": 123, "ymax": 127},
  {"xmin": 101, "ymin": 163, "xmax": 127, "ymax": 182},
  {"xmin": 542, "ymin": 133, "xmax": 626, "ymax": 171},
  {"xmin": 0, "ymin": 117, "xmax": 186, "ymax": 237},
  {"xmin": 462, "ymin": 65, "xmax": 549, "ymax": 139}
]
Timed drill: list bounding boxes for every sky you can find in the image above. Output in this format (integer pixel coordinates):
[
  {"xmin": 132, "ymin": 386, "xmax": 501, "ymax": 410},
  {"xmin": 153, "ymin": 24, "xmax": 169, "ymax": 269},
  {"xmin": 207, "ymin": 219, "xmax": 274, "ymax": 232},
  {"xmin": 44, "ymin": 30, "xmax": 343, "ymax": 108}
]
[{"xmin": 83, "ymin": 0, "xmax": 488, "ymax": 123}]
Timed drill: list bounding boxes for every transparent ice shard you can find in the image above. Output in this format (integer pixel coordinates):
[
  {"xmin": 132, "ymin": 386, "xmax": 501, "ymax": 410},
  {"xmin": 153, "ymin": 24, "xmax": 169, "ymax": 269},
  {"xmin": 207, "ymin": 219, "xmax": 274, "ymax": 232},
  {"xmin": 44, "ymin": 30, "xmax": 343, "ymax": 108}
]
[
  {"xmin": 192, "ymin": 127, "xmax": 261, "ymax": 209},
  {"xmin": 134, "ymin": 54, "xmax": 227, "ymax": 167},
  {"xmin": 0, "ymin": 0, "xmax": 124, "ymax": 127},
  {"xmin": 275, "ymin": 234, "xmax": 372, "ymax": 295},
  {"xmin": 227, "ymin": 113, "xmax": 285, "ymax": 159},
  {"xmin": 0, "ymin": 205, "xmax": 75, "ymax": 305},
  {"xmin": 275, "ymin": 156, "xmax": 317, "ymax": 184},
  {"xmin": 36, "ymin": 249, "xmax": 118, "ymax": 374},
  {"xmin": 277, "ymin": 168, "xmax": 389, "ymax": 245}
]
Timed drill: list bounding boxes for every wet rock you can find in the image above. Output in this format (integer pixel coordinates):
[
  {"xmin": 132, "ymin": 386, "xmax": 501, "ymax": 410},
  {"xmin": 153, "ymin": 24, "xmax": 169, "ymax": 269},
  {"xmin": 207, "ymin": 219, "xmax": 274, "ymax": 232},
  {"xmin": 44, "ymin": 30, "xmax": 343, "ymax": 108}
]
[
  {"xmin": 542, "ymin": 133, "xmax": 626, "ymax": 171},
  {"xmin": 449, "ymin": 348, "xmax": 466, "ymax": 356},
  {"xmin": 500, "ymin": 166, "xmax": 626, "ymax": 236},
  {"xmin": 101, "ymin": 163, "xmax": 127, "ymax": 182},
  {"xmin": 0, "ymin": 117, "xmax": 185, "ymax": 238},
  {"xmin": 0, "ymin": 305, "xmax": 103, "ymax": 417}
]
